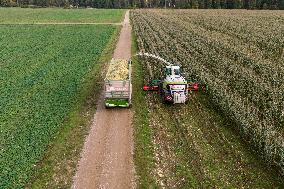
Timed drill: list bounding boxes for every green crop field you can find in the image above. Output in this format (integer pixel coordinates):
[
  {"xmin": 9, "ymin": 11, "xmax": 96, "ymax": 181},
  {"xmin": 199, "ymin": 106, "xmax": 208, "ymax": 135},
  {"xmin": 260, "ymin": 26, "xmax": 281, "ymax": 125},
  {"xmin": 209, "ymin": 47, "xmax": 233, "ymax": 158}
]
[
  {"xmin": 0, "ymin": 24, "xmax": 117, "ymax": 188},
  {"xmin": 0, "ymin": 8, "xmax": 125, "ymax": 23}
]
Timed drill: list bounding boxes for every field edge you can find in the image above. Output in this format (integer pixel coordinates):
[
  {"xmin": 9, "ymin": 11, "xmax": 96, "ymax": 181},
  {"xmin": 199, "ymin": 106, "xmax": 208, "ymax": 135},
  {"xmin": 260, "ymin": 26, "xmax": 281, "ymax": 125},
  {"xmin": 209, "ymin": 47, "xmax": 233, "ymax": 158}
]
[{"xmin": 131, "ymin": 29, "xmax": 159, "ymax": 188}]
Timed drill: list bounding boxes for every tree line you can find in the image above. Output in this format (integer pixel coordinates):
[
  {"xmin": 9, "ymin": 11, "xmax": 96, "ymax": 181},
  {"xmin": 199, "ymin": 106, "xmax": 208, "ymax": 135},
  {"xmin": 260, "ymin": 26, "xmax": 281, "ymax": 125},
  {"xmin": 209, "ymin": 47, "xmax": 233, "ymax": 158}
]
[{"xmin": 0, "ymin": 0, "xmax": 283, "ymax": 9}]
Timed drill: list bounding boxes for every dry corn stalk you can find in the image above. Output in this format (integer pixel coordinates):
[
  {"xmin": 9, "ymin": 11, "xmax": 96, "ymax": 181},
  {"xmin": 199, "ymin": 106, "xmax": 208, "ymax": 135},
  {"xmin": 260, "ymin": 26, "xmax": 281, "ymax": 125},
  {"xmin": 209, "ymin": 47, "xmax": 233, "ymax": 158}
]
[
  {"xmin": 105, "ymin": 59, "xmax": 129, "ymax": 80},
  {"xmin": 131, "ymin": 10, "xmax": 284, "ymax": 174}
]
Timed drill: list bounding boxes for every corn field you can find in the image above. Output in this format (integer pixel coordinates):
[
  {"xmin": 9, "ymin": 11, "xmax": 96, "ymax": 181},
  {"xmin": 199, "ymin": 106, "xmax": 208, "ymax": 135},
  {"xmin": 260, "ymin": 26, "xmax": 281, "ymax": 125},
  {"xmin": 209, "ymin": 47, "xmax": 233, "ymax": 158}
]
[{"xmin": 131, "ymin": 9, "xmax": 284, "ymax": 173}]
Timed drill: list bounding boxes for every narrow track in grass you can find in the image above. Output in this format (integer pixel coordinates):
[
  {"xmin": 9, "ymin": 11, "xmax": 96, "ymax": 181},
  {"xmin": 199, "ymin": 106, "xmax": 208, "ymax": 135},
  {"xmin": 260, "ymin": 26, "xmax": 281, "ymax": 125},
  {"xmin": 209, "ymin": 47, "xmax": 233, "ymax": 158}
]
[{"xmin": 72, "ymin": 10, "xmax": 135, "ymax": 189}]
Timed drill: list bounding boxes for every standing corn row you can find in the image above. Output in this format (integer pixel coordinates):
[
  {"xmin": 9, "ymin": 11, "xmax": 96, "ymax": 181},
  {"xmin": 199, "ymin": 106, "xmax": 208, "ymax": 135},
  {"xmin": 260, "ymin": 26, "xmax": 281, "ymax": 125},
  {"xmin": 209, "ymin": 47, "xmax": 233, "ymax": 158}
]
[{"xmin": 131, "ymin": 10, "xmax": 284, "ymax": 173}]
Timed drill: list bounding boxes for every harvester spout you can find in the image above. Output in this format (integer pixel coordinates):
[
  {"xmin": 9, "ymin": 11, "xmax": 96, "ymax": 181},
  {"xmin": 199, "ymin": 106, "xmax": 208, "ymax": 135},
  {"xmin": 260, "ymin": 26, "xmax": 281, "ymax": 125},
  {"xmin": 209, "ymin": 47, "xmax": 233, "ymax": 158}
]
[{"xmin": 136, "ymin": 52, "xmax": 172, "ymax": 66}]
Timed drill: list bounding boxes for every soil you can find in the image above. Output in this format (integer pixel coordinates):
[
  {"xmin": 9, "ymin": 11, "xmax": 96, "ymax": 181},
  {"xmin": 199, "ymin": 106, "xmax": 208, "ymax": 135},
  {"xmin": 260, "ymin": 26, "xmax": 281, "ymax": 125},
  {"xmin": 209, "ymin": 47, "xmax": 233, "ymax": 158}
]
[{"xmin": 72, "ymin": 10, "xmax": 135, "ymax": 189}]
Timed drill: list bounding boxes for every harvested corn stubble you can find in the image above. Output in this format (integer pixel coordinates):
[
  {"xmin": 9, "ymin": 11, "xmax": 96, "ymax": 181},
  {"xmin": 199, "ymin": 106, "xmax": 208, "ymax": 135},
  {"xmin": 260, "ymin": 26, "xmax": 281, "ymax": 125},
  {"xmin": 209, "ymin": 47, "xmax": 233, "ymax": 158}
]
[{"xmin": 106, "ymin": 59, "xmax": 129, "ymax": 80}]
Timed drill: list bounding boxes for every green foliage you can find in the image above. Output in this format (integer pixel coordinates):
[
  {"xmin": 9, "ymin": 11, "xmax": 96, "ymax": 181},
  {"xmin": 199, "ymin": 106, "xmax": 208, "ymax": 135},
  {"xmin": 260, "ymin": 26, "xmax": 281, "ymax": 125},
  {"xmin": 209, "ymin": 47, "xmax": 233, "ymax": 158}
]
[
  {"xmin": 131, "ymin": 32, "xmax": 159, "ymax": 189},
  {"xmin": 131, "ymin": 9, "xmax": 284, "ymax": 175},
  {"xmin": 27, "ymin": 26, "xmax": 120, "ymax": 189},
  {"xmin": 0, "ymin": 8, "xmax": 125, "ymax": 24},
  {"xmin": 0, "ymin": 25, "xmax": 116, "ymax": 188}
]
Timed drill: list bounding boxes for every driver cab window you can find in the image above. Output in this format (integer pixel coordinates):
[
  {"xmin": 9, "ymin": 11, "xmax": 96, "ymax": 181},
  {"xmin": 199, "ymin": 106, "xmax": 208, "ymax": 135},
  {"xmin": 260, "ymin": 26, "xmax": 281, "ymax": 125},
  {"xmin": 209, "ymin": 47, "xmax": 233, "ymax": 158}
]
[
  {"xmin": 166, "ymin": 68, "xmax": 171, "ymax": 75},
  {"xmin": 174, "ymin": 69, "xmax": 180, "ymax": 75}
]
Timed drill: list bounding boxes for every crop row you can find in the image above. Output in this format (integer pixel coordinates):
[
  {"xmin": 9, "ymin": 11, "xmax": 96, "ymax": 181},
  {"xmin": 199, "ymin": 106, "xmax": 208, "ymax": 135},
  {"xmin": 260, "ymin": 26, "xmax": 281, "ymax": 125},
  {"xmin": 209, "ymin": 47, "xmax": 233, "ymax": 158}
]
[
  {"xmin": 0, "ymin": 25, "xmax": 116, "ymax": 188},
  {"xmin": 131, "ymin": 9, "xmax": 284, "ymax": 173}
]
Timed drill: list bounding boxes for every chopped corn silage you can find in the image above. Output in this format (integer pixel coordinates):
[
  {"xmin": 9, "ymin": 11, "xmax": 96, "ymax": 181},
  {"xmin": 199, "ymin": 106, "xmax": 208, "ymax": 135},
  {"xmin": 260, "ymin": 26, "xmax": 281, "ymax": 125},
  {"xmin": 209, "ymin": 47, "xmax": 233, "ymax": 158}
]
[{"xmin": 106, "ymin": 59, "xmax": 129, "ymax": 80}]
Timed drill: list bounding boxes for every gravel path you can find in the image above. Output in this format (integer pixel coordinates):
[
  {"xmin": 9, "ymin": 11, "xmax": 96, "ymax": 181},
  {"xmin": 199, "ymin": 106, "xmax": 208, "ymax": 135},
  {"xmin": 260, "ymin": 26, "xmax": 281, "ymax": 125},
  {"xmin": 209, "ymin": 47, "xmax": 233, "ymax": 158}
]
[{"xmin": 72, "ymin": 10, "xmax": 135, "ymax": 189}]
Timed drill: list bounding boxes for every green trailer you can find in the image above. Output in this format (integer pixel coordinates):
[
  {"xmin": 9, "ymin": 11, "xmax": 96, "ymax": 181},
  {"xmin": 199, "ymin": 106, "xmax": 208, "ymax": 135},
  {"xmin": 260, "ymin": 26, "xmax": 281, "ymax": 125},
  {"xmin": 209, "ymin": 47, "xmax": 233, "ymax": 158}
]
[{"xmin": 104, "ymin": 59, "xmax": 132, "ymax": 108}]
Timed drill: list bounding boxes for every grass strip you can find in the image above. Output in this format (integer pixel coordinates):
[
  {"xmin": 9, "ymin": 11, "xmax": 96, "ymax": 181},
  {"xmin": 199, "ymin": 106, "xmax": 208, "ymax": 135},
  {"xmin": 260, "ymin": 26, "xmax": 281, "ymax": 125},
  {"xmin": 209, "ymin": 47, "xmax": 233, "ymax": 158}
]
[{"xmin": 131, "ymin": 31, "xmax": 159, "ymax": 189}]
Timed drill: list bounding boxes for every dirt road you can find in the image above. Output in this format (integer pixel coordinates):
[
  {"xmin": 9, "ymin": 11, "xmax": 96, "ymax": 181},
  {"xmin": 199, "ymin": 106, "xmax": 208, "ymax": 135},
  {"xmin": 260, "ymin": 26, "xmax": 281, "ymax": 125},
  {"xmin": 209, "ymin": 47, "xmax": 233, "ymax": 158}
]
[{"xmin": 72, "ymin": 11, "xmax": 135, "ymax": 189}]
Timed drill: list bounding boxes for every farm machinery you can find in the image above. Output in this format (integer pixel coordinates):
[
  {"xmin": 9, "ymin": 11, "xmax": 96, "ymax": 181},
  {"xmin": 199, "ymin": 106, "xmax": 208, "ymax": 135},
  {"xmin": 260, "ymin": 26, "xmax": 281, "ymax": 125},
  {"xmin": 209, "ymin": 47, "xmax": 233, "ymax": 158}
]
[
  {"xmin": 104, "ymin": 59, "xmax": 132, "ymax": 108},
  {"xmin": 139, "ymin": 53, "xmax": 206, "ymax": 104}
]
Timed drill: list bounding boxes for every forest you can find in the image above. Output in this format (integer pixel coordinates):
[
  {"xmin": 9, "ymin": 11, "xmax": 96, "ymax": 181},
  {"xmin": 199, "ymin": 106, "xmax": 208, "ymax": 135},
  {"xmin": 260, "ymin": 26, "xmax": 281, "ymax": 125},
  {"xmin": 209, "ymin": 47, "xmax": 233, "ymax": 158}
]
[{"xmin": 0, "ymin": 0, "xmax": 283, "ymax": 9}]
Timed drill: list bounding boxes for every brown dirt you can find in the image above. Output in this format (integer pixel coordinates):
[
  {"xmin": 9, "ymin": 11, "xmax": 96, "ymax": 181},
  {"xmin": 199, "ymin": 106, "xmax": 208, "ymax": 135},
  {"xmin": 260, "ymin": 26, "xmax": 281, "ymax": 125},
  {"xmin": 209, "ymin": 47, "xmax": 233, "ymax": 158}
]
[
  {"xmin": 113, "ymin": 11, "xmax": 131, "ymax": 59},
  {"xmin": 72, "ymin": 10, "xmax": 135, "ymax": 189}
]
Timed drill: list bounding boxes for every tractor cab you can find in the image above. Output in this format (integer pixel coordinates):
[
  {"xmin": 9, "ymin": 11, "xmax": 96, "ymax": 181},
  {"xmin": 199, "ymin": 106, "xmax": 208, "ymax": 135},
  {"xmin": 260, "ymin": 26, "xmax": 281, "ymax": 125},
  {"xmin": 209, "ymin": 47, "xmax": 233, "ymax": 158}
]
[
  {"xmin": 162, "ymin": 65, "xmax": 188, "ymax": 104},
  {"xmin": 163, "ymin": 65, "xmax": 186, "ymax": 84},
  {"xmin": 165, "ymin": 66, "xmax": 181, "ymax": 77}
]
